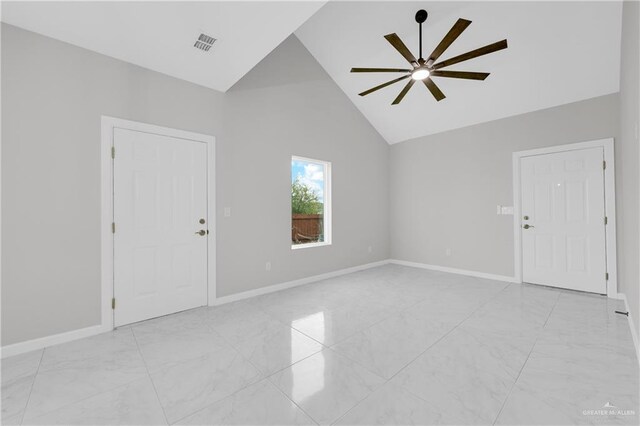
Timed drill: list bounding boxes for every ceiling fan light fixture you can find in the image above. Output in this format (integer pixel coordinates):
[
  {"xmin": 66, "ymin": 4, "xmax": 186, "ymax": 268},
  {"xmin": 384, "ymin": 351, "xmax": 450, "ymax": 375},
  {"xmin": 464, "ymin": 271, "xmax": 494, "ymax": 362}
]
[{"xmin": 411, "ymin": 68, "xmax": 430, "ymax": 80}]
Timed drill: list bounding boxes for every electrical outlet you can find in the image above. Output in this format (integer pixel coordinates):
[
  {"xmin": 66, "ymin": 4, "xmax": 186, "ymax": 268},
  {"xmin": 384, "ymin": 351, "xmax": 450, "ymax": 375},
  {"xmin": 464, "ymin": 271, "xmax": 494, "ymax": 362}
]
[
  {"xmin": 497, "ymin": 205, "xmax": 502, "ymax": 215},
  {"xmin": 445, "ymin": 248, "xmax": 452, "ymax": 256},
  {"xmin": 265, "ymin": 261, "xmax": 271, "ymax": 272},
  {"xmin": 224, "ymin": 207, "xmax": 231, "ymax": 217}
]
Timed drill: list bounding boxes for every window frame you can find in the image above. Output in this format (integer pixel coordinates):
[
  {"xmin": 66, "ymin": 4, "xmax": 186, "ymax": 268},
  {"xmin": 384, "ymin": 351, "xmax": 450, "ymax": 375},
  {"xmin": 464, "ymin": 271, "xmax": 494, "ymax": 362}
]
[{"xmin": 291, "ymin": 155, "xmax": 332, "ymax": 250}]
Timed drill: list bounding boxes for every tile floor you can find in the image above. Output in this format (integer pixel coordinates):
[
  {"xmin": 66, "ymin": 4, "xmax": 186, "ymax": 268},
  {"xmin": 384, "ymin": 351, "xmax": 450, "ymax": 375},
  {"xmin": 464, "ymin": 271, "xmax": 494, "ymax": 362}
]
[{"xmin": 2, "ymin": 265, "xmax": 638, "ymax": 425}]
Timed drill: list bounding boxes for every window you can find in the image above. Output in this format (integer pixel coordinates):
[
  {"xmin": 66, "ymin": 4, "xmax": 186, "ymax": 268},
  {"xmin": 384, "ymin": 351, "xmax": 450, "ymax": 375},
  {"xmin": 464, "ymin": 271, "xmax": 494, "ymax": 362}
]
[{"xmin": 291, "ymin": 156, "xmax": 331, "ymax": 249}]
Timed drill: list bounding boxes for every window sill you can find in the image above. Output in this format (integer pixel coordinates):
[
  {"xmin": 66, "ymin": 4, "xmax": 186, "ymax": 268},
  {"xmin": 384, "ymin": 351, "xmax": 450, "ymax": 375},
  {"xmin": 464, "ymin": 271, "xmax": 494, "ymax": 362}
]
[{"xmin": 291, "ymin": 241, "xmax": 332, "ymax": 250}]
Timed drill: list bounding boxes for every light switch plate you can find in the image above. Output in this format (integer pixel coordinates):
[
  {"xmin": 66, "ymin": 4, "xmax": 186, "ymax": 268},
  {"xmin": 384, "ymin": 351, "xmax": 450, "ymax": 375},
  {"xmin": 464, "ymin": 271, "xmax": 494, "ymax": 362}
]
[
  {"xmin": 224, "ymin": 207, "xmax": 231, "ymax": 217},
  {"xmin": 501, "ymin": 206, "xmax": 514, "ymax": 215}
]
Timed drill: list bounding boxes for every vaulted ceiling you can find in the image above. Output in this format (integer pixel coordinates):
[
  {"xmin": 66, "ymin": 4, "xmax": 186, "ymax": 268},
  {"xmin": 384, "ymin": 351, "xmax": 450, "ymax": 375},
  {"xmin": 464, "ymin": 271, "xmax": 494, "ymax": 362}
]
[
  {"xmin": 1, "ymin": 1, "xmax": 325, "ymax": 92},
  {"xmin": 2, "ymin": 1, "xmax": 623, "ymax": 144},
  {"xmin": 295, "ymin": 1, "xmax": 623, "ymax": 143}
]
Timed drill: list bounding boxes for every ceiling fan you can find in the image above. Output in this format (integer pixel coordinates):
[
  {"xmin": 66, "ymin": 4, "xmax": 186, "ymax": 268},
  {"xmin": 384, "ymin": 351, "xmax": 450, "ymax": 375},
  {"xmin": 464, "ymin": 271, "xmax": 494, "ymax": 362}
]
[{"xmin": 351, "ymin": 10, "xmax": 508, "ymax": 104}]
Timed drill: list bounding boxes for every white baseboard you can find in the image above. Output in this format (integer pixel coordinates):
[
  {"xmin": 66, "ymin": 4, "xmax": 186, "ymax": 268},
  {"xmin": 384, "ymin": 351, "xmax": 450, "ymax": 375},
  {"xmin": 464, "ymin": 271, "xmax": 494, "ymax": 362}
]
[
  {"xmin": 4, "ymin": 259, "xmax": 633, "ymax": 366},
  {"xmin": 389, "ymin": 259, "xmax": 519, "ymax": 283},
  {"xmin": 616, "ymin": 293, "xmax": 640, "ymax": 365},
  {"xmin": 1, "ymin": 324, "xmax": 109, "ymax": 359},
  {"xmin": 213, "ymin": 259, "xmax": 391, "ymax": 305},
  {"xmin": 1, "ymin": 260, "xmax": 390, "ymax": 358}
]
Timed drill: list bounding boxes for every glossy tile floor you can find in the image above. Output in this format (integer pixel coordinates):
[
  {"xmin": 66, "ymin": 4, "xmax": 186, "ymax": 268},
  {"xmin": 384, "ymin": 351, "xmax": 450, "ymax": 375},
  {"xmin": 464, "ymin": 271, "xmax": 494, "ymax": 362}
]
[{"xmin": 2, "ymin": 265, "xmax": 638, "ymax": 425}]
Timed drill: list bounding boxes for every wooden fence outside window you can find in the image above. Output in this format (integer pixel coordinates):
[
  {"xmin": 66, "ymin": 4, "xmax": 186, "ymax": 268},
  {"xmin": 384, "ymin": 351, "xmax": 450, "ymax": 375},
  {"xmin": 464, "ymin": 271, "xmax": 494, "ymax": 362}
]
[{"xmin": 292, "ymin": 214, "xmax": 324, "ymax": 244}]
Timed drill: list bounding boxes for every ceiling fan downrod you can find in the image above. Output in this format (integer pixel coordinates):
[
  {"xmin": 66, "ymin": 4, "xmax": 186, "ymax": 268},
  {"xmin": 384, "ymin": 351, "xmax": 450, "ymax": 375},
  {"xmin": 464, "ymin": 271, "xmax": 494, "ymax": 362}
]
[{"xmin": 415, "ymin": 9, "xmax": 428, "ymax": 63}]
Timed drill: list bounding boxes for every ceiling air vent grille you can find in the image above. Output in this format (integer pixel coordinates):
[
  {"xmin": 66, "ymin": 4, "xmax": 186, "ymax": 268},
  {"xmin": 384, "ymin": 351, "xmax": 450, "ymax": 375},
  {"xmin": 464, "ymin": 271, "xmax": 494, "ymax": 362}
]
[{"xmin": 194, "ymin": 33, "xmax": 216, "ymax": 52}]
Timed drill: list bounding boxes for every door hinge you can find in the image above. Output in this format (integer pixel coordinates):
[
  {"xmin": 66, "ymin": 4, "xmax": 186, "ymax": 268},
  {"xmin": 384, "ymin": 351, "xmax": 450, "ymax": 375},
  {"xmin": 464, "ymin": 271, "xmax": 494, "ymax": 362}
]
[
  {"xmin": 111, "ymin": 146, "xmax": 115, "ymax": 159},
  {"xmin": 603, "ymin": 160, "xmax": 606, "ymax": 170},
  {"xmin": 606, "ymin": 272, "xmax": 609, "ymax": 280},
  {"xmin": 111, "ymin": 298, "xmax": 116, "ymax": 310},
  {"xmin": 604, "ymin": 216, "xmax": 608, "ymax": 225},
  {"xmin": 112, "ymin": 222, "xmax": 116, "ymax": 233}
]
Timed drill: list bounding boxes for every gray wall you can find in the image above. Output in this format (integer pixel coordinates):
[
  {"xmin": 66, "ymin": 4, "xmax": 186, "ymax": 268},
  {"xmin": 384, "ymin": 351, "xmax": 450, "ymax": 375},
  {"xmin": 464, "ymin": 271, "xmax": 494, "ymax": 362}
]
[
  {"xmin": 1, "ymin": 24, "xmax": 225, "ymax": 346},
  {"xmin": 618, "ymin": 0, "xmax": 639, "ymax": 333},
  {"xmin": 390, "ymin": 94, "xmax": 620, "ymax": 278},
  {"xmin": 1, "ymin": 24, "xmax": 389, "ymax": 346},
  {"xmin": 218, "ymin": 37, "xmax": 389, "ymax": 296},
  {"xmin": 3, "ymin": 15, "xmax": 636, "ymax": 347}
]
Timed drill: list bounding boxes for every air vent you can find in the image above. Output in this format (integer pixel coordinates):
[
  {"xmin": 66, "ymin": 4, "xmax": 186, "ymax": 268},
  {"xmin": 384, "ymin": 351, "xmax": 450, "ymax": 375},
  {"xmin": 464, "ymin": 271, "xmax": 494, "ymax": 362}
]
[{"xmin": 194, "ymin": 33, "xmax": 216, "ymax": 52}]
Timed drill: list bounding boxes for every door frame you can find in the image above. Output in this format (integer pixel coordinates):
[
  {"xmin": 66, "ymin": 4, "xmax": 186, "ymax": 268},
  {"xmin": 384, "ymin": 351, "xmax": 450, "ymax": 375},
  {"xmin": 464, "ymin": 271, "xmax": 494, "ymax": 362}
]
[
  {"xmin": 101, "ymin": 116, "xmax": 216, "ymax": 331},
  {"xmin": 512, "ymin": 138, "xmax": 617, "ymax": 297}
]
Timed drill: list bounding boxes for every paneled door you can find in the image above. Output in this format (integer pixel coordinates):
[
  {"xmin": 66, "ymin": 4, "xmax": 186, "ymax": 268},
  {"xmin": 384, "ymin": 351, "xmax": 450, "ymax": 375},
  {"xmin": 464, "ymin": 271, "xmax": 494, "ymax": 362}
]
[
  {"xmin": 113, "ymin": 128, "xmax": 208, "ymax": 326},
  {"xmin": 520, "ymin": 147, "xmax": 607, "ymax": 294}
]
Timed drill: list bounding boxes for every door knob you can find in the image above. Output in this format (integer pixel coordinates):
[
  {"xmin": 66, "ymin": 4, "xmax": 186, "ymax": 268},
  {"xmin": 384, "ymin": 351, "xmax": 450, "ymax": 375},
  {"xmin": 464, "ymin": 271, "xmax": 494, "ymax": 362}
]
[
  {"xmin": 195, "ymin": 230, "xmax": 206, "ymax": 236},
  {"xmin": 523, "ymin": 224, "xmax": 534, "ymax": 229}
]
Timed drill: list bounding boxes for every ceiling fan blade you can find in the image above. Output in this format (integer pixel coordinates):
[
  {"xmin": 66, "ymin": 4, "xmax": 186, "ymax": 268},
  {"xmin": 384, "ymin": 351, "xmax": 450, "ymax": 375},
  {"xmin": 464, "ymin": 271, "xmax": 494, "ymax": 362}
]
[
  {"xmin": 384, "ymin": 33, "xmax": 418, "ymax": 65},
  {"xmin": 430, "ymin": 70, "xmax": 490, "ymax": 80},
  {"xmin": 391, "ymin": 79, "xmax": 416, "ymax": 105},
  {"xmin": 358, "ymin": 75, "xmax": 411, "ymax": 96},
  {"xmin": 423, "ymin": 78, "xmax": 446, "ymax": 101},
  {"xmin": 351, "ymin": 67, "xmax": 412, "ymax": 73},
  {"xmin": 426, "ymin": 18, "xmax": 472, "ymax": 65},
  {"xmin": 433, "ymin": 39, "xmax": 508, "ymax": 70}
]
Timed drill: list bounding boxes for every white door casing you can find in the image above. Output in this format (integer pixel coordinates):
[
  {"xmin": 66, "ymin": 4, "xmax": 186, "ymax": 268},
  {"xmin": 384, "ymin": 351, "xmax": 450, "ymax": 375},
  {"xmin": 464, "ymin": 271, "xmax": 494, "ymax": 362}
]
[
  {"xmin": 520, "ymin": 147, "xmax": 606, "ymax": 294},
  {"xmin": 113, "ymin": 128, "xmax": 208, "ymax": 326}
]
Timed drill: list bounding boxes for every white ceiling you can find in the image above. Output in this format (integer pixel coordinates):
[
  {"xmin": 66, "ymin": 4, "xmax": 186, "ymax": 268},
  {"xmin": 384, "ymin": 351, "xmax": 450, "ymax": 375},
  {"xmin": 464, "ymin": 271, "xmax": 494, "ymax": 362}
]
[
  {"xmin": 1, "ymin": 1, "xmax": 624, "ymax": 144},
  {"xmin": 295, "ymin": 1, "xmax": 623, "ymax": 143},
  {"xmin": 1, "ymin": 1, "xmax": 325, "ymax": 92}
]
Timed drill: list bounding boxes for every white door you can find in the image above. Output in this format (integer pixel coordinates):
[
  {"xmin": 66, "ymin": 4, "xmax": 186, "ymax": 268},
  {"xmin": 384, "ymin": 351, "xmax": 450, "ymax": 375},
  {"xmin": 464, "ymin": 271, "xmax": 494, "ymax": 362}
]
[
  {"xmin": 114, "ymin": 128, "xmax": 208, "ymax": 326},
  {"xmin": 520, "ymin": 147, "xmax": 607, "ymax": 294}
]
